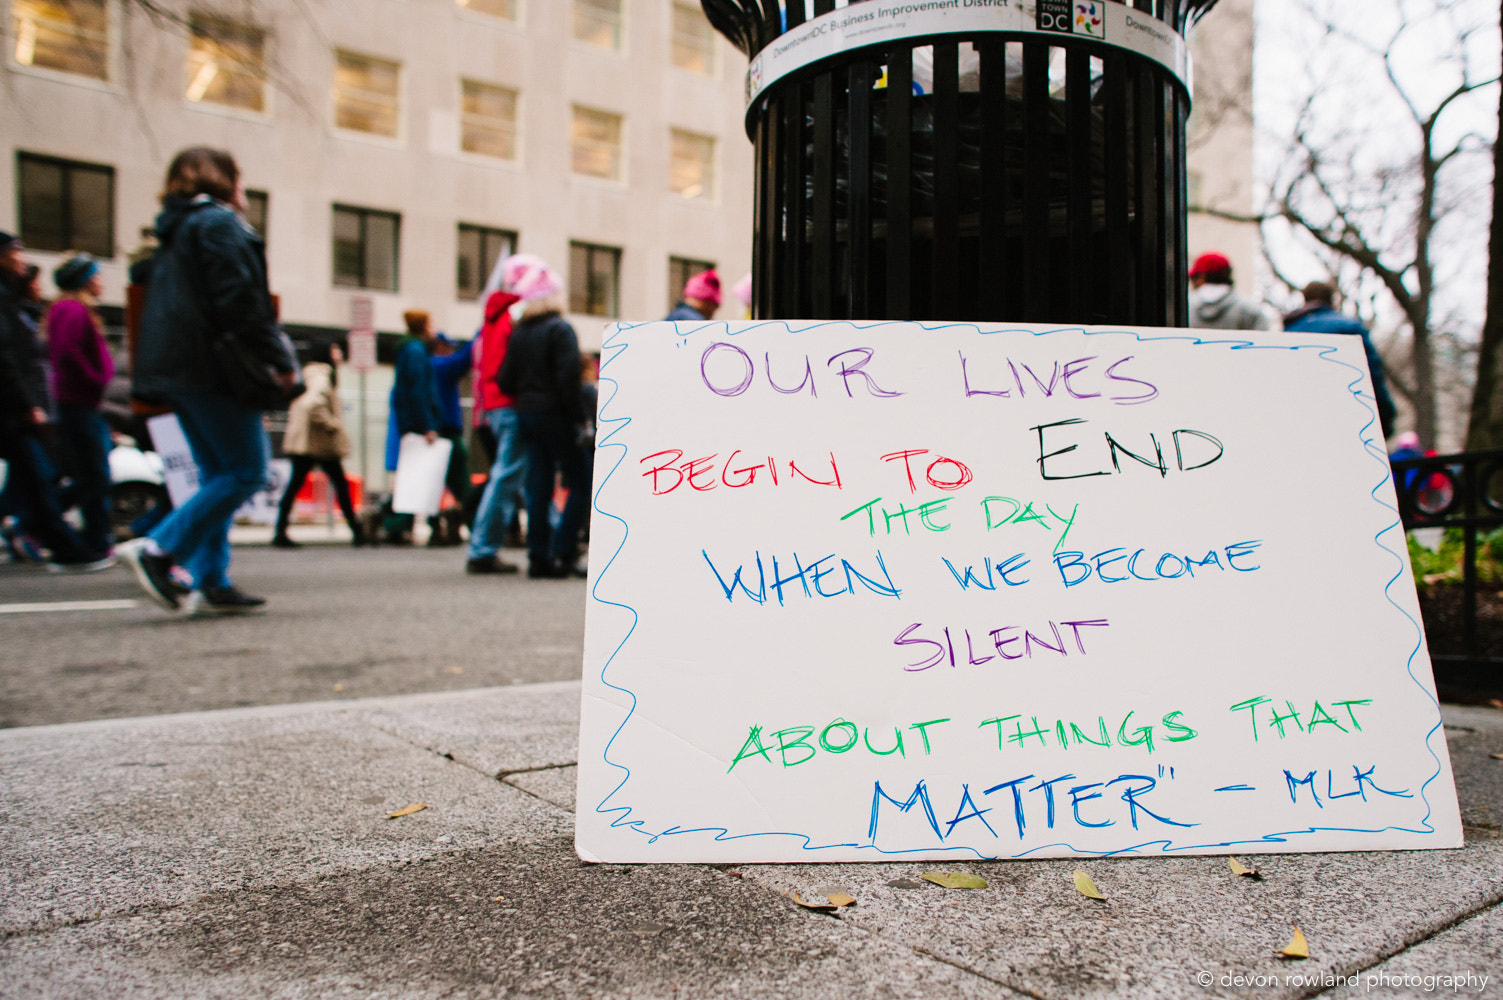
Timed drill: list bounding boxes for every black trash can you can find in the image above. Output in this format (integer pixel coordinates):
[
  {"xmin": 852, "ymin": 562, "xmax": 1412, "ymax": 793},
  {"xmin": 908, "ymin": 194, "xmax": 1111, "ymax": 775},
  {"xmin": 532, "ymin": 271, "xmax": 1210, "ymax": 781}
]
[{"xmin": 704, "ymin": 0, "xmax": 1217, "ymax": 325}]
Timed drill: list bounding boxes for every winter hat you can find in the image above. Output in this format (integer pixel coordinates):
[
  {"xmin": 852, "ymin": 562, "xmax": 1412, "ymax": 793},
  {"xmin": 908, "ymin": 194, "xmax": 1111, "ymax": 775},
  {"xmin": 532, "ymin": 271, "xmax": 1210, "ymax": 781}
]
[
  {"xmin": 1188, "ymin": 252, "xmax": 1231, "ymax": 279},
  {"xmin": 500, "ymin": 253, "xmax": 563, "ymax": 302},
  {"xmin": 54, "ymin": 253, "xmax": 100, "ymax": 291},
  {"xmin": 0, "ymin": 231, "xmax": 20, "ymax": 252},
  {"xmin": 684, "ymin": 268, "xmax": 722, "ymax": 307}
]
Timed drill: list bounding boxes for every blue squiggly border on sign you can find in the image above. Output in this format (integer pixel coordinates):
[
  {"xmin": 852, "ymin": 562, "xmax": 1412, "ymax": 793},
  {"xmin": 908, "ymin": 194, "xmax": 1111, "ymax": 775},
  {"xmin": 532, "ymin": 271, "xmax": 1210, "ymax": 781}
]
[{"xmin": 585, "ymin": 321, "xmax": 1446, "ymax": 858}]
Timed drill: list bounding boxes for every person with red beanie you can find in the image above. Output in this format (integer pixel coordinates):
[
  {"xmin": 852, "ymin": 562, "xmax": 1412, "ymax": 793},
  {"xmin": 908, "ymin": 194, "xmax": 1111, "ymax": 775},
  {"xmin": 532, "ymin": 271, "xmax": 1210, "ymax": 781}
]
[{"xmin": 1188, "ymin": 251, "xmax": 1270, "ymax": 331}]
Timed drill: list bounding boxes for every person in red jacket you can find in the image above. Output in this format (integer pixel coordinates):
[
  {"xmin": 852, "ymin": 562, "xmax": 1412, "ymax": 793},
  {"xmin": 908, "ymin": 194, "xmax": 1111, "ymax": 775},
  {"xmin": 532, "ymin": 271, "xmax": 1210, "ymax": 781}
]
[
  {"xmin": 465, "ymin": 278, "xmax": 523, "ymax": 575},
  {"xmin": 46, "ymin": 253, "xmax": 116, "ymax": 557}
]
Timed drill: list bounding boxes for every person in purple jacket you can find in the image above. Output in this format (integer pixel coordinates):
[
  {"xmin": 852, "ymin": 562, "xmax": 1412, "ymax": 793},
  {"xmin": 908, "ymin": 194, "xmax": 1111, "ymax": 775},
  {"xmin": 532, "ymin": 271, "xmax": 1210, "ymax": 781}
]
[{"xmin": 46, "ymin": 253, "xmax": 116, "ymax": 557}]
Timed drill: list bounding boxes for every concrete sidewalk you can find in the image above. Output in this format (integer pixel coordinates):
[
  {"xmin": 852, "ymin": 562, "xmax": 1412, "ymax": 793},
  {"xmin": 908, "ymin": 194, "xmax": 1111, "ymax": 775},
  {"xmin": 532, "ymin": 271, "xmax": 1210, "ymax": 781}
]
[{"xmin": 1, "ymin": 683, "xmax": 1499, "ymax": 999}]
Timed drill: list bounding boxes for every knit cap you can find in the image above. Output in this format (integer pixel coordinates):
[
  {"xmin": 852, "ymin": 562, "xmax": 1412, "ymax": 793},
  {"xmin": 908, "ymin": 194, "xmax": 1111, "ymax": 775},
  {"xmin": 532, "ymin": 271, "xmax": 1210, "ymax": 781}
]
[
  {"xmin": 500, "ymin": 254, "xmax": 564, "ymax": 302},
  {"xmin": 684, "ymin": 269, "xmax": 722, "ymax": 307}
]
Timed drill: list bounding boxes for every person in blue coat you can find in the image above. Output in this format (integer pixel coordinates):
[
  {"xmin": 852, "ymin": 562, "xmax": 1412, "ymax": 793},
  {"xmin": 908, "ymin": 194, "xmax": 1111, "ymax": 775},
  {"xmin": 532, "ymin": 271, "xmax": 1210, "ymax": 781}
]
[
  {"xmin": 1283, "ymin": 281, "xmax": 1396, "ymax": 439},
  {"xmin": 380, "ymin": 310, "xmax": 443, "ymax": 543}
]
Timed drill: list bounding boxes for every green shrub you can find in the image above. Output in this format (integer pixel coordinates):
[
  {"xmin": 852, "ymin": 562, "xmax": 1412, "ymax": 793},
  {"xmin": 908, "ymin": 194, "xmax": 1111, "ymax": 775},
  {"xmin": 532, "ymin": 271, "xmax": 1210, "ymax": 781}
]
[{"xmin": 1409, "ymin": 527, "xmax": 1503, "ymax": 587}]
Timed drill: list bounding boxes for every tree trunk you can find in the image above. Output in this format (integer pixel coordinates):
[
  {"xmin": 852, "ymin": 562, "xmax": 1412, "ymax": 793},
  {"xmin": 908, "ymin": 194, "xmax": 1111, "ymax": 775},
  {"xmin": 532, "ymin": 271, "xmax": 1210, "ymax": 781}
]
[{"xmin": 1466, "ymin": 3, "xmax": 1503, "ymax": 451}]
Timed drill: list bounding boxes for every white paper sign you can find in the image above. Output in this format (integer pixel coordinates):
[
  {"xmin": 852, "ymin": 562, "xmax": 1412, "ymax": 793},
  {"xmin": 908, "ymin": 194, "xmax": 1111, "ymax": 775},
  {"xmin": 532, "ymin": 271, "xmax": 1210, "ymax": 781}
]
[
  {"xmin": 146, "ymin": 414, "xmax": 202, "ymax": 508},
  {"xmin": 391, "ymin": 434, "xmax": 453, "ymax": 515},
  {"xmin": 575, "ymin": 321, "xmax": 1463, "ymax": 864}
]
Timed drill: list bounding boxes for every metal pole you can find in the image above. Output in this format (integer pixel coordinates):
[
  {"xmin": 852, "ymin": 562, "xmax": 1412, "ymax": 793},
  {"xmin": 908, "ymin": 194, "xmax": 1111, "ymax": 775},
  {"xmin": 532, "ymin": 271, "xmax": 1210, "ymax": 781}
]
[{"xmin": 359, "ymin": 370, "xmax": 368, "ymax": 500}]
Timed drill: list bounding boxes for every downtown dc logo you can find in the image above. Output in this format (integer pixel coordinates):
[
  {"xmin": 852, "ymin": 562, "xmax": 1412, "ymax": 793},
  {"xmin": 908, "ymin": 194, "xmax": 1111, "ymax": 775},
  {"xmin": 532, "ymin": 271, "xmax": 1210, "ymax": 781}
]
[{"xmin": 1037, "ymin": 0, "xmax": 1102, "ymax": 35}]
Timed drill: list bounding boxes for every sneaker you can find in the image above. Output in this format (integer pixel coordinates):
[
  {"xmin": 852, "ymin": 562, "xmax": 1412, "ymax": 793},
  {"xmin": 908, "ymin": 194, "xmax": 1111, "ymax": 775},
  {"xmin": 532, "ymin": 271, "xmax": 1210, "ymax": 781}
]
[
  {"xmin": 270, "ymin": 535, "xmax": 301, "ymax": 549},
  {"xmin": 48, "ymin": 555, "xmax": 117, "ymax": 574},
  {"xmin": 466, "ymin": 555, "xmax": 519, "ymax": 575},
  {"xmin": 186, "ymin": 586, "xmax": 267, "ymax": 616},
  {"xmin": 117, "ymin": 538, "xmax": 182, "ymax": 610}
]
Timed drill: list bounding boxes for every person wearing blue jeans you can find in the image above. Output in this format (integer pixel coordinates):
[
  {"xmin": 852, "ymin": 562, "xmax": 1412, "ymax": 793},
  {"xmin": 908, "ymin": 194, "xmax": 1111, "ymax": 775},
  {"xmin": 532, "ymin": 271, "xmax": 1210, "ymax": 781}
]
[
  {"xmin": 118, "ymin": 146, "xmax": 295, "ymax": 615},
  {"xmin": 467, "ymin": 407, "xmax": 526, "ymax": 572},
  {"xmin": 149, "ymin": 392, "xmax": 269, "ymax": 595}
]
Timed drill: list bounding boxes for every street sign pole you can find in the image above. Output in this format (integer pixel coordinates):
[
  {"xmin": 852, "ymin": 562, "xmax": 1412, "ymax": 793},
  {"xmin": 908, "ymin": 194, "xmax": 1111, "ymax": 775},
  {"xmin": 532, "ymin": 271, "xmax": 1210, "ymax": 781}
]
[{"xmin": 348, "ymin": 296, "xmax": 377, "ymax": 508}]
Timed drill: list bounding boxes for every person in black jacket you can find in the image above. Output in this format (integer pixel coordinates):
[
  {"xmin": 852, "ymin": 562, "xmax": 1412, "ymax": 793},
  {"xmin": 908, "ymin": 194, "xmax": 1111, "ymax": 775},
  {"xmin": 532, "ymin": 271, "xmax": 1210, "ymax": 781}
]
[
  {"xmin": 0, "ymin": 232, "xmax": 110, "ymax": 570},
  {"xmin": 495, "ymin": 255, "xmax": 587, "ymax": 578},
  {"xmin": 117, "ymin": 147, "xmax": 295, "ymax": 615}
]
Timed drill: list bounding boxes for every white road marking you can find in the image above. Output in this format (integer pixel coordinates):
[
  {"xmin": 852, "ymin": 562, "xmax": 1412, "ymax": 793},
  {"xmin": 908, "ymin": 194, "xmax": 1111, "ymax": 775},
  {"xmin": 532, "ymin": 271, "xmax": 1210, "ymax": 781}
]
[{"xmin": 0, "ymin": 599, "xmax": 139, "ymax": 614}]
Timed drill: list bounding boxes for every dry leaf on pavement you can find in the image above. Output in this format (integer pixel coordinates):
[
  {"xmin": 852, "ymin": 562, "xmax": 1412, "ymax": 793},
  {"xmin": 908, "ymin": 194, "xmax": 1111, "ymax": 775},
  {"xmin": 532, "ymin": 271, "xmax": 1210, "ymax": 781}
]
[
  {"xmin": 1278, "ymin": 926, "xmax": 1310, "ymax": 959},
  {"xmin": 920, "ymin": 871, "xmax": 989, "ymax": 889},
  {"xmin": 1489, "ymin": 752, "xmax": 1503, "ymax": 760},
  {"xmin": 1229, "ymin": 857, "xmax": 1261, "ymax": 878},
  {"xmin": 790, "ymin": 891, "xmax": 837, "ymax": 911},
  {"xmin": 388, "ymin": 802, "xmax": 429, "ymax": 819},
  {"xmin": 827, "ymin": 893, "xmax": 857, "ymax": 907},
  {"xmin": 1073, "ymin": 870, "xmax": 1106, "ymax": 900}
]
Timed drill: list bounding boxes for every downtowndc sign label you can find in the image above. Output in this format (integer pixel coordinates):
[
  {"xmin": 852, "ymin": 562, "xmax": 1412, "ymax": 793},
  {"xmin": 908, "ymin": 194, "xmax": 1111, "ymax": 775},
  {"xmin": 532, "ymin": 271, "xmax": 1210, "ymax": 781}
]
[{"xmin": 743, "ymin": 0, "xmax": 1190, "ymax": 112}]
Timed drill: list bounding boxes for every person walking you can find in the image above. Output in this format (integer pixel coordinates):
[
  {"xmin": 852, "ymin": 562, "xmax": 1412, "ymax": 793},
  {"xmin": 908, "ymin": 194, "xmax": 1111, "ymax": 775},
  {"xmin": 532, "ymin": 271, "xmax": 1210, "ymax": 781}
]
[
  {"xmin": 271, "ymin": 342, "xmax": 364, "ymax": 548},
  {"xmin": 1187, "ymin": 252, "xmax": 1270, "ymax": 331},
  {"xmin": 118, "ymin": 146, "xmax": 298, "ymax": 615},
  {"xmin": 1283, "ymin": 280, "xmax": 1397, "ymax": 439},
  {"xmin": 0, "ymin": 232, "xmax": 111, "ymax": 571},
  {"xmin": 465, "ymin": 275, "xmax": 524, "ymax": 575},
  {"xmin": 46, "ymin": 253, "xmax": 116, "ymax": 558},
  {"xmin": 495, "ymin": 255, "xmax": 588, "ymax": 579},
  {"xmin": 665, "ymin": 269, "xmax": 722, "ymax": 322}
]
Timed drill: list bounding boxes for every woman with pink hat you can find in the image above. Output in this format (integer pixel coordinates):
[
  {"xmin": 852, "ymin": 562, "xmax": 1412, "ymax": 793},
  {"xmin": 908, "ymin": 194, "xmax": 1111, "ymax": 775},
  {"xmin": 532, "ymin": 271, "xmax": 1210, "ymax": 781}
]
[
  {"xmin": 494, "ymin": 255, "xmax": 589, "ymax": 578},
  {"xmin": 665, "ymin": 268, "xmax": 721, "ymax": 322}
]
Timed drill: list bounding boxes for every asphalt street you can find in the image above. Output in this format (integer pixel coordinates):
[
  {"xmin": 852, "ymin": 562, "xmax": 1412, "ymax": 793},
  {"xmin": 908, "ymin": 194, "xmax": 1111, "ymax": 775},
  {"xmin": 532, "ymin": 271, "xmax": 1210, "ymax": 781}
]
[{"xmin": 0, "ymin": 542, "xmax": 586, "ymax": 728}]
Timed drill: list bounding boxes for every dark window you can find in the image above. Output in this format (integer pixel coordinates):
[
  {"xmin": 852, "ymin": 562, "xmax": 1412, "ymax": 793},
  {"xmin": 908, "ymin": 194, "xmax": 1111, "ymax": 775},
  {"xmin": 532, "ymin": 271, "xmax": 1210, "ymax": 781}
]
[
  {"xmin": 569, "ymin": 241, "xmax": 620, "ymax": 317},
  {"xmin": 244, "ymin": 189, "xmax": 268, "ymax": 241},
  {"xmin": 17, "ymin": 152, "xmax": 114, "ymax": 256},
  {"xmin": 457, "ymin": 224, "xmax": 516, "ymax": 300},
  {"xmin": 667, "ymin": 255, "xmax": 714, "ymax": 313},
  {"xmin": 332, "ymin": 204, "xmax": 399, "ymax": 291}
]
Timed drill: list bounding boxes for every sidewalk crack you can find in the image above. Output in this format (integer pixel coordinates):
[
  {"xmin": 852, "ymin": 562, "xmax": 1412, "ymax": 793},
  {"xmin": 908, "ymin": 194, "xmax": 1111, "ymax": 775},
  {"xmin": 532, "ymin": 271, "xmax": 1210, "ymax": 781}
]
[{"xmin": 1306, "ymin": 893, "xmax": 1503, "ymax": 998}]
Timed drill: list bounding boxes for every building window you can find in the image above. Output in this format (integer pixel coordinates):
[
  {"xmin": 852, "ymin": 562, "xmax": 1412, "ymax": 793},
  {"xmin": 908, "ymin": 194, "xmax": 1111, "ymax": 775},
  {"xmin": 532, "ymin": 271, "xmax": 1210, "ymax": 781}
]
[
  {"xmin": 669, "ymin": 129, "xmax": 715, "ymax": 200},
  {"xmin": 461, "ymin": 80, "xmax": 518, "ymax": 161},
  {"xmin": 186, "ymin": 17, "xmax": 266, "ymax": 112},
  {"xmin": 333, "ymin": 50, "xmax": 401, "ymax": 138},
  {"xmin": 332, "ymin": 205, "xmax": 399, "ymax": 291},
  {"xmin": 573, "ymin": 0, "xmax": 621, "ymax": 49},
  {"xmin": 569, "ymin": 241, "xmax": 620, "ymax": 317},
  {"xmin": 244, "ymin": 189, "xmax": 268, "ymax": 240},
  {"xmin": 667, "ymin": 256, "xmax": 714, "ymax": 313},
  {"xmin": 457, "ymin": 224, "xmax": 516, "ymax": 299},
  {"xmin": 10, "ymin": 0, "xmax": 109, "ymax": 81},
  {"xmin": 670, "ymin": 2, "xmax": 713, "ymax": 75},
  {"xmin": 571, "ymin": 106, "xmax": 623, "ymax": 180},
  {"xmin": 16, "ymin": 153, "xmax": 114, "ymax": 257},
  {"xmin": 456, "ymin": 0, "xmax": 515, "ymax": 19}
]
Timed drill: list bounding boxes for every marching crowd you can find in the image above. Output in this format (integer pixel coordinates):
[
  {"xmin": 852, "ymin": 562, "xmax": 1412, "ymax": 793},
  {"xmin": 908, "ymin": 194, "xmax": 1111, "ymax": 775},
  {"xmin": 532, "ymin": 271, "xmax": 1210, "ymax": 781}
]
[{"xmin": 0, "ymin": 144, "xmax": 733, "ymax": 615}]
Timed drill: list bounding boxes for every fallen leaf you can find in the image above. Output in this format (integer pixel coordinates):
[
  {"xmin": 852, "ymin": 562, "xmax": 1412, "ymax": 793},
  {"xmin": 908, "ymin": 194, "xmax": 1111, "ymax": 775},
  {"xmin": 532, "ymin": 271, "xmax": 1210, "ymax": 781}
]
[
  {"xmin": 333, "ymin": 683, "xmax": 344, "ymax": 693},
  {"xmin": 1488, "ymin": 699, "xmax": 1503, "ymax": 710},
  {"xmin": 1229, "ymin": 857, "xmax": 1261, "ymax": 878},
  {"xmin": 827, "ymin": 892, "xmax": 857, "ymax": 908},
  {"xmin": 443, "ymin": 666, "xmax": 464, "ymax": 675},
  {"xmin": 790, "ymin": 891, "xmax": 837, "ymax": 911},
  {"xmin": 920, "ymin": 871, "xmax": 988, "ymax": 889},
  {"xmin": 1490, "ymin": 752, "xmax": 1503, "ymax": 760},
  {"xmin": 387, "ymin": 802, "xmax": 428, "ymax": 819},
  {"xmin": 1073, "ymin": 870, "xmax": 1106, "ymax": 900},
  {"xmin": 1278, "ymin": 926, "xmax": 1310, "ymax": 959},
  {"xmin": 492, "ymin": 897, "xmax": 505, "ymax": 902}
]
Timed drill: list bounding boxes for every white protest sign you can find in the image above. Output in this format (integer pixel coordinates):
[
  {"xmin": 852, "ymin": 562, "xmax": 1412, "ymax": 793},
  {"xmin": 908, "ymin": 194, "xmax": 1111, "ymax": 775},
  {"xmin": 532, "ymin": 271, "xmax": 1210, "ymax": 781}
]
[
  {"xmin": 147, "ymin": 413, "xmax": 201, "ymax": 508},
  {"xmin": 575, "ymin": 321, "xmax": 1463, "ymax": 863},
  {"xmin": 391, "ymin": 433, "xmax": 453, "ymax": 515}
]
